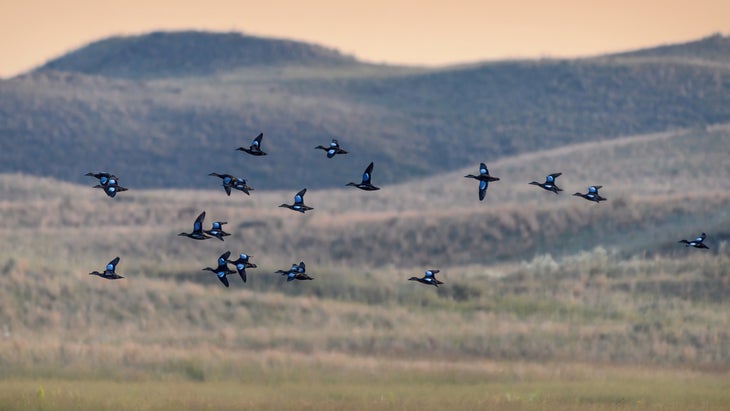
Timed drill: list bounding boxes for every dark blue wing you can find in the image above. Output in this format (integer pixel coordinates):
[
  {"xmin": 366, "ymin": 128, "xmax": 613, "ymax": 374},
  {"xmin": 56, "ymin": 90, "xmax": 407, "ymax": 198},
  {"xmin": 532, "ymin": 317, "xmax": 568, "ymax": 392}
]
[
  {"xmin": 294, "ymin": 188, "xmax": 307, "ymax": 205},
  {"xmin": 252, "ymin": 133, "xmax": 263, "ymax": 148},
  {"xmin": 479, "ymin": 163, "xmax": 488, "ymax": 176},
  {"xmin": 193, "ymin": 211, "xmax": 206, "ymax": 232},
  {"xmin": 362, "ymin": 162, "xmax": 374, "ymax": 184},
  {"xmin": 106, "ymin": 257, "xmax": 120, "ymax": 272}
]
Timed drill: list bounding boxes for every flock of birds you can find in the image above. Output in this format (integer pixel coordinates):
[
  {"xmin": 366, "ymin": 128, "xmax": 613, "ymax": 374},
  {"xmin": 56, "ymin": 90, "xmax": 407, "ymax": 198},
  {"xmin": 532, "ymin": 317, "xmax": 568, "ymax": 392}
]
[{"xmin": 85, "ymin": 133, "xmax": 711, "ymax": 287}]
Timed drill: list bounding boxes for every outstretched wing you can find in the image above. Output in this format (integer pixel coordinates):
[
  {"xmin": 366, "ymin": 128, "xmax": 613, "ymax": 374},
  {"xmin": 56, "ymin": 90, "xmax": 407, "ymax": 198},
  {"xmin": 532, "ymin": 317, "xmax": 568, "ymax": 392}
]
[
  {"xmin": 479, "ymin": 180, "xmax": 488, "ymax": 201},
  {"xmin": 362, "ymin": 162, "xmax": 374, "ymax": 184},
  {"xmin": 106, "ymin": 257, "xmax": 120, "ymax": 272},
  {"xmin": 588, "ymin": 185, "xmax": 602, "ymax": 194},
  {"xmin": 479, "ymin": 163, "xmax": 489, "ymax": 176},
  {"xmin": 251, "ymin": 133, "xmax": 263, "ymax": 149},
  {"xmin": 546, "ymin": 173, "xmax": 561, "ymax": 183},
  {"xmin": 218, "ymin": 251, "xmax": 231, "ymax": 266},
  {"xmin": 193, "ymin": 211, "xmax": 206, "ymax": 233},
  {"xmin": 294, "ymin": 188, "xmax": 307, "ymax": 205},
  {"xmin": 696, "ymin": 233, "xmax": 707, "ymax": 242}
]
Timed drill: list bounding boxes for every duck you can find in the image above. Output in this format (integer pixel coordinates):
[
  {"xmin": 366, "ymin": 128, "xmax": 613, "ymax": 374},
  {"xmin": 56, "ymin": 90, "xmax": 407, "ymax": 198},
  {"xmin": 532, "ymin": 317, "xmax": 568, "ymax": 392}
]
[
  {"xmin": 202, "ymin": 251, "xmax": 236, "ymax": 287},
  {"xmin": 85, "ymin": 172, "xmax": 117, "ymax": 186},
  {"xmin": 88, "ymin": 173, "xmax": 128, "ymax": 198},
  {"xmin": 89, "ymin": 256, "xmax": 125, "ymax": 280},
  {"xmin": 678, "ymin": 232, "xmax": 709, "ymax": 249},
  {"xmin": 236, "ymin": 133, "xmax": 267, "ymax": 156},
  {"xmin": 209, "ymin": 173, "xmax": 253, "ymax": 196},
  {"xmin": 205, "ymin": 221, "xmax": 231, "ymax": 241},
  {"xmin": 279, "ymin": 188, "xmax": 313, "ymax": 213},
  {"xmin": 226, "ymin": 253, "xmax": 257, "ymax": 283},
  {"xmin": 346, "ymin": 162, "xmax": 380, "ymax": 191},
  {"xmin": 408, "ymin": 269, "xmax": 443, "ymax": 287},
  {"xmin": 178, "ymin": 211, "xmax": 211, "ymax": 240},
  {"xmin": 275, "ymin": 261, "xmax": 313, "ymax": 281},
  {"xmin": 529, "ymin": 172, "xmax": 563, "ymax": 194},
  {"xmin": 464, "ymin": 163, "xmax": 500, "ymax": 201},
  {"xmin": 315, "ymin": 138, "xmax": 347, "ymax": 158},
  {"xmin": 573, "ymin": 185, "xmax": 607, "ymax": 203}
]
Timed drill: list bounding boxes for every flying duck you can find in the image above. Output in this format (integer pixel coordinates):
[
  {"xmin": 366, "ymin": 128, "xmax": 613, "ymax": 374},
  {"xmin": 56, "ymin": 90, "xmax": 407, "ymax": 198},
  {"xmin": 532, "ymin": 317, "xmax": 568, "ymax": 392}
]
[
  {"xmin": 89, "ymin": 256, "xmax": 125, "ymax": 280},
  {"xmin": 209, "ymin": 173, "xmax": 253, "ymax": 196},
  {"xmin": 85, "ymin": 172, "xmax": 117, "ymax": 186},
  {"xmin": 464, "ymin": 163, "xmax": 500, "ymax": 201},
  {"xmin": 408, "ymin": 269, "xmax": 443, "ymax": 287},
  {"xmin": 678, "ymin": 232, "xmax": 709, "ymax": 249},
  {"xmin": 573, "ymin": 185, "xmax": 607, "ymax": 203},
  {"xmin": 88, "ymin": 172, "xmax": 128, "ymax": 198},
  {"xmin": 205, "ymin": 221, "xmax": 231, "ymax": 241},
  {"xmin": 202, "ymin": 251, "xmax": 236, "ymax": 287},
  {"xmin": 276, "ymin": 261, "xmax": 313, "ymax": 281},
  {"xmin": 529, "ymin": 172, "xmax": 563, "ymax": 194},
  {"xmin": 346, "ymin": 162, "xmax": 380, "ymax": 191},
  {"xmin": 226, "ymin": 253, "xmax": 257, "ymax": 283},
  {"xmin": 315, "ymin": 139, "xmax": 347, "ymax": 158},
  {"xmin": 279, "ymin": 188, "xmax": 313, "ymax": 213},
  {"xmin": 178, "ymin": 211, "xmax": 211, "ymax": 240},
  {"xmin": 236, "ymin": 133, "xmax": 267, "ymax": 156}
]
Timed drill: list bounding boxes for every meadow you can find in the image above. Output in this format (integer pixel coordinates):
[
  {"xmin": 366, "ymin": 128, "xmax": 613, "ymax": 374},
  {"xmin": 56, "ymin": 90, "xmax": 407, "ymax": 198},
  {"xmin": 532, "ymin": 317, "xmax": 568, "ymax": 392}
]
[{"xmin": 1, "ymin": 125, "xmax": 729, "ymax": 409}]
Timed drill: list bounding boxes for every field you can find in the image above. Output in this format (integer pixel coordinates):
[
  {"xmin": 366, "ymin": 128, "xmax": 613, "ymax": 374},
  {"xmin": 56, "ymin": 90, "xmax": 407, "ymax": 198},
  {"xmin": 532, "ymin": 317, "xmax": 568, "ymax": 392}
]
[{"xmin": 1, "ymin": 125, "xmax": 729, "ymax": 409}]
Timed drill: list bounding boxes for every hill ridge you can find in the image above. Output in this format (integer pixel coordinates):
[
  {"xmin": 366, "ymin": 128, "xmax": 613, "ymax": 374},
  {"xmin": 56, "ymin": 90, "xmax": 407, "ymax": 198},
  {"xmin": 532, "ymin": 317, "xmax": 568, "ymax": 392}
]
[{"xmin": 35, "ymin": 30, "xmax": 360, "ymax": 79}]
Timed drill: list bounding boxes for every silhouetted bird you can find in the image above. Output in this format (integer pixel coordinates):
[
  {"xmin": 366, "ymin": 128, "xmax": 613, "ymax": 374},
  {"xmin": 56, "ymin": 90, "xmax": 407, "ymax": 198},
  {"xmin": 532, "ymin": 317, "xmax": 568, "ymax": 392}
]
[
  {"xmin": 315, "ymin": 138, "xmax": 347, "ymax": 158},
  {"xmin": 89, "ymin": 257, "xmax": 124, "ymax": 280},
  {"xmin": 205, "ymin": 221, "xmax": 230, "ymax": 241},
  {"xmin": 408, "ymin": 269, "xmax": 443, "ymax": 287},
  {"xmin": 346, "ymin": 162, "xmax": 380, "ymax": 191},
  {"xmin": 88, "ymin": 172, "xmax": 127, "ymax": 198},
  {"xmin": 236, "ymin": 133, "xmax": 267, "ymax": 156},
  {"xmin": 85, "ymin": 172, "xmax": 117, "ymax": 186},
  {"xmin": 202, "ymin": 251, "xmax": 235, "ymax": 287},
  {"xmin": 209, "ymin": 173, "xmax": 253, "ymax": 196},
  {"xmin": 276, "ymin": 261, "xmax": 313, "ymax": 281},
  {"xmin": 679, "ymin": 232, "xmax": 709, "ymax": 249},
  {"xmin": 178, "ymin": 211, "xmax": 211, "ymax": 240},
  {"xmin": 279, "ymin": 188, "xmax": 313, "ymax": 213},
  {"xmin": 226, "ymin": 253, "xmax": 256, "ymax": 283},
  {"xmin": 464, "ymin": 163, "xmax": 500, "ymax": 201},
  {"xmin": 573, "ymin": 185, "xmax": 607, "ymax": 203},
  {"xmin": 529, "ymin": 172, "xmax": 563, "ymax": 194}
]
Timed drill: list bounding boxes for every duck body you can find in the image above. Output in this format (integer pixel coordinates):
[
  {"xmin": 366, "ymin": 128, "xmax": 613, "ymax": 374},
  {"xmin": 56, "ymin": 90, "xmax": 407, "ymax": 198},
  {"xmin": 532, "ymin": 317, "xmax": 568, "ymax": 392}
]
[
  {"xmin": 178, "ymin": 211, "xmax": 211, "ymax": 240},
  {"xmin": 202, "ymin": 251, "xmax": 236, "ymax": 287},
  {"xmin": 679, "ymin": 233, "xmax": 710, "ymax": 249},
  {"xmin": 315, "ymin": 139, "xmax": 347, "ymax": 158},
  {"xmin": 408, "ymin": 269, "xmax": 443, "ymax": 287},
  {"xmin": 573, "ymin": 185, "xmax": 607, "ymax": 203},
  {"xmin": 465, "ymin": 163, "xmax": 500, "ymax": 201},
  {"xmin": 529, "ymin": 172, "xmax": 563, "ymax": 194},
  {"xmin": 346, "ymin": 162, "xmax": 380, "ymax": 191},
  {"xmin": 236, "ymin": 133, "xmax": 267, "ymax": 156},
  {"xmin": 89, "ymin": 256, "xmax": 125, "ymax": 280},
  {"xmin": 279, "ymin": 188, "xmax": 313, "ymax": 213}
]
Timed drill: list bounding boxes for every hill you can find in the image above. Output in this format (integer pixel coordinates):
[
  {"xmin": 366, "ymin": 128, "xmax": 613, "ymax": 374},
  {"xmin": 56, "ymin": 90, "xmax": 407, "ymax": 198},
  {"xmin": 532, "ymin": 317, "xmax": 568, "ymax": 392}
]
[
  {"xmin": 1, "ymin": 31, "xmax": 729, "ymax": 191},
  {"xmin": 35, "ymin": 30, "xmax": 359, "ymax": 79}
]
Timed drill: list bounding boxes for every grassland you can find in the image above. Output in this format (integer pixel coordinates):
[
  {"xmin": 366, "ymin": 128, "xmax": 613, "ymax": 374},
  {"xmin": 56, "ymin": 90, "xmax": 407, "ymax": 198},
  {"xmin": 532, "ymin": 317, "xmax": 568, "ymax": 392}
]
[{"xmin": 1, "ymin": 125, "xmax": 729, "ymax": 409}]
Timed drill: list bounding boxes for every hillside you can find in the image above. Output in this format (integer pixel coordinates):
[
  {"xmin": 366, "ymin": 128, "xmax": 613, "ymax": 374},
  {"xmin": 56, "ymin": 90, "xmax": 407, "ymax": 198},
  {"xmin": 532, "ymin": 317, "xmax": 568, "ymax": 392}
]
[
  {"xmin": 1, "ymin": 31, "xmax": 729, "ymax": 191},
  {"xmin": 611, "ymin": 33, "xmax": 730, "ymax": 64},
  {"xmin": 36, "ymin": 31, "xmax": 359, "ymax": 79}
]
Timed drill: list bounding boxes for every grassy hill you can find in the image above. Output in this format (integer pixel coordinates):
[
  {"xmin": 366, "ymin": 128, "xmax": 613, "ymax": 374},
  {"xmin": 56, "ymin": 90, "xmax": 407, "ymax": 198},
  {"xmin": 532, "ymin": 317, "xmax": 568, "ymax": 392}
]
[
  {"xmin": 1, "ymin": 32, "xmax": 730, "ymax": 190},
  {"xmin": 1, "ymin": 123, "xmax": 729, "ymax": 372},
  {"xmin": 36, "ymin": 30, "xmax": 359, "ymax": 79}
]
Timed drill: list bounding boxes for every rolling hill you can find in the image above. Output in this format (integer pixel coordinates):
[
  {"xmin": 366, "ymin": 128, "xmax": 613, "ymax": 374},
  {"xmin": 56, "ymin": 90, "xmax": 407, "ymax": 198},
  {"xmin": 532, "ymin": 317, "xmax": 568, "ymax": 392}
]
[{"xmin": 1, "ymin": 31, "xmax": 730, "ymax": 190}]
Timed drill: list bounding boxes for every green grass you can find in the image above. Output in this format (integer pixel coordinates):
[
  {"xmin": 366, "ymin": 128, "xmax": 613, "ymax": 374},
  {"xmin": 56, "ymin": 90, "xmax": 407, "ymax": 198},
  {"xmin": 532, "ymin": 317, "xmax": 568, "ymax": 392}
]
[{"xmin": 1, "ymin": 362, "xmax": 729, "ymax": 411}]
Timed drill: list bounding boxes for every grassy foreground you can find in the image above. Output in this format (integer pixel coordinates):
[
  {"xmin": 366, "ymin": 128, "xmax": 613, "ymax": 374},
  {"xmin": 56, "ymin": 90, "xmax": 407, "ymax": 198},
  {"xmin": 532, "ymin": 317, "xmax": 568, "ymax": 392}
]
[{"xmin": 1, "ymin": 359, "xmax": 729, "ymax": 411}]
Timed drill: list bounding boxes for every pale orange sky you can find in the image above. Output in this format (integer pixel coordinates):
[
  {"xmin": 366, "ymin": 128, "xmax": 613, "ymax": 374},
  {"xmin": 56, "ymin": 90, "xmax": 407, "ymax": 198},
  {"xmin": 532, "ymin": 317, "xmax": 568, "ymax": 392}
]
[{"xmin": 1, "ymin": 0, "xmax": 728, "ymax": 78}]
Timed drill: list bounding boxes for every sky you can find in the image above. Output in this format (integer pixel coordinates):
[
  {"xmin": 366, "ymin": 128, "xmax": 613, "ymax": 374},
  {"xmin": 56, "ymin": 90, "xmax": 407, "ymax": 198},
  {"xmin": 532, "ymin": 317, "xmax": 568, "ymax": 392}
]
[{"xmin": 1, "ymin": 0, "xmax": 729, "ymax": 78}]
